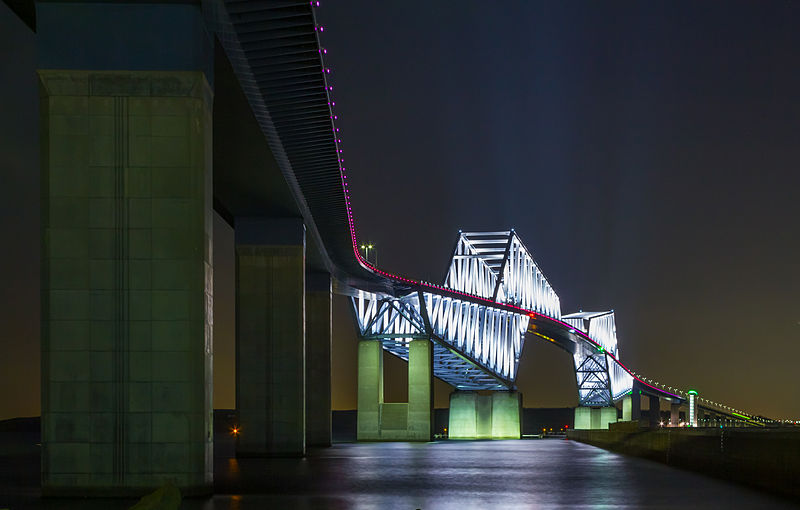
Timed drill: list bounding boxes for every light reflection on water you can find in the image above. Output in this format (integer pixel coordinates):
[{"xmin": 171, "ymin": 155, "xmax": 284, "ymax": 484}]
[
  {"xmin": 7, "ymin": 440, "xmax": 799, "ymax": 509},
  {"xmin": 202, "ymin": 439, "xmax": 798, "ymax": 510}
]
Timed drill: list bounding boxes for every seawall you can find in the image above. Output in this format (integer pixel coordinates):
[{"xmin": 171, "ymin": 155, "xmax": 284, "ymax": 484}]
[{"xmin": 568, "ymin": 422, "xmax": 800, "ymax": 500}]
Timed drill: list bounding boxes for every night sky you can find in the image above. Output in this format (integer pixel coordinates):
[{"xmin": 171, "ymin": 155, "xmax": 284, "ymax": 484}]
[{"xmin": 1, "ymin": 1, "xmax": 799, "ymax": 420}]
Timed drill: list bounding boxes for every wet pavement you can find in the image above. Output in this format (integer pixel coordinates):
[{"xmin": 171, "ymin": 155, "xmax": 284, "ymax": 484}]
[{"xmin": 3, "ymin": 425, "xmax": 799, "ymax": 509}]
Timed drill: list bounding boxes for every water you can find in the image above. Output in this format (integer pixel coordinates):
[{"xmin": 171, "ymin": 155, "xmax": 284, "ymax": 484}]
[{"xmin": 5, "ymin": 436, "xmax": 799, "ymax": 509}]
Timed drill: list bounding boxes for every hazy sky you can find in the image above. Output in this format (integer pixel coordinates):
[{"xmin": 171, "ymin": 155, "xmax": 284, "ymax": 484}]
[{"xmin": 1, "ymin": 1, "xmax": 798, "ymax": 420}]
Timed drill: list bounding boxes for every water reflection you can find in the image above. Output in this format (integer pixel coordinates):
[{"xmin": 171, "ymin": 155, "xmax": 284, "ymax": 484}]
[
  {"xmin": 7, "ymin": 440, "xmax": 799, "ymax": 509},
  {"xmin": 205, "ymin": 439, "xmax": 798, "ymax": 509}
]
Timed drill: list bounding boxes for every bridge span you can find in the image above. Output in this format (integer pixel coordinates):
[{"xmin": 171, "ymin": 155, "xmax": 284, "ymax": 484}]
[{"xmin": 21, "ymin": 0, "xmax": 774, "ymax": 497}]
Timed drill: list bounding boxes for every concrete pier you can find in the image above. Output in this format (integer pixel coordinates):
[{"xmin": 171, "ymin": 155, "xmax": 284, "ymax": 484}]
[
  {"xmin": 670, "ymin": 402, "xmax": 681, "ymax": 426},
  {"xmin": 574, "ymin": 406, "xmax": 592, "ymax": 430},
  {"xmin": 649, "ymin": 395, "xmax": 661, "ymax": 428},
  {"xmin": 357, "ymin": 340, "xmax": 433, "ymax": 441},
  {"xmin": 235, "ymin": 218, "xmax": 305, "ymax": 457},
  {"xmin": 622, "ymin": 392, "xmax": 641, "ymax": 423},
  {"xmin": 407, "ymin": 340, "xmax": 434, "ymax": 441},
  {"xmin": 305, "ymin": 273, "xmax": 332, "ymax": 447},
  {"xmin": 39, "ymin": 68, "xmax": 214, "ymax": 493},
  {"xmin": 448, "ymin": 391, "xmax": 522, "ymax": 439},
  {"xmin": 356, "ymin": 341, "xmax": 382, "ymax": 441},
  {"xmin": 574, "ymin": 406, "xmax": 617, "ymax": 430},
  {"xmin": 37, "ymin": 1, "xmax": 215, "ymax": 494}
]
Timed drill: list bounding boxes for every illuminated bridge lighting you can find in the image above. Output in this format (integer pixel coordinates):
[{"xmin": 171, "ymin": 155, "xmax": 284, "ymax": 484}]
[{"xmin": 197, "ymin": 2, "xmax": 769, "ymax": 420}]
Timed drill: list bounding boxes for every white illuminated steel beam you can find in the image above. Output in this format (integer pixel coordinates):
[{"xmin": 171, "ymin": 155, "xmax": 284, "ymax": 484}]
[
  {"xmin": 352, "ymin": 289, "xmax": 529, "ymax": 388},
  {"xmin": 563, "ymin": 311, "xmax": 633, "ymax": 405},
  {"xmin": 445, "ymin": 231, "xmax": 561, "ymax": 319}
]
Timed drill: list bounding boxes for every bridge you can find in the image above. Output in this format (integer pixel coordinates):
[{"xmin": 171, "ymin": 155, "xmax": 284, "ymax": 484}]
[{"xmin": 13, "ymin": 0, "xmax": 773, "ymax": 497}]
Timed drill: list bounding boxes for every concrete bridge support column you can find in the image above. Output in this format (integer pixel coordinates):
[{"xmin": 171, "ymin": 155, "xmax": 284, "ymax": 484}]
[
  {"xmin": 491, "ymin": 392, "xmax": 522, "ymax": 439},
  {"xmin": 596, "ymin": 407, "xmax": 618, "ymax": 429},
  {"xmin": 305, "ymin": 273, "xmax": 332, "ymax": 447},
  {"xmin": 39, "ymin": 67, "xmax": 214, "ymax": 494},
  {"xmin": 649, "ymin": 395, "xmax": 661, "ymax": 428},
  {"xmin": 235, "ymin": 218, "xmax": 306, "ymax": 457},
  {"xmin": 573, "ymin": 407, "xmax": 593, "ymax": 430},
  {"xmin": 574, "ymin": 407, "xmax": 617, "ymax": 430},
  {"xmin": 407, "ymin": 340, "xmax": 434, "ymax": 441},
  {"xmin": 357, "ymin": 340, "xmax": 433, "ymax": 441},
  {"xmin": 449, "ymin": 391, "xmax": 521, "ymax": 438},
  {"xmin": 670, "ymin": 403, "xmax": 681, "ymax": 427},
  {"xmin": 449, "ymin": 392, "xmax": 481, "ymax": 438},
  {"xmin": 357, "ymin": 341, "xmax": 383, "ymax": 441},
  {"xmin": 37, "ymin": 2, "xmax": 215, "ymax": 494},
  {"xmin": 622, "ymin": 392, "xmax": 642, "ymax": 423}
]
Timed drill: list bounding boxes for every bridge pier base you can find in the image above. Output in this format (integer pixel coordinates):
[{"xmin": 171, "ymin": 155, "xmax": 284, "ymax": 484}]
[
  {"xmin": 597, "ymin": 407, "xmax": 618, "ymax": 429},
  {"xmin": 574, "ymin": 407, "xmax": 592, "ymax": 430},
  {"xmin": 357, "ymin": 339, "xmax": 433, "ymax": 441},
  {"xmin": 448, "ymin": 391, "xmax": 521, "ymax": 439},
  {"xmin": 574, "ymin": 406, "xmax": 617, "ymax": 430},
  {"xmin": 235, "ymin": 218, "xmax": 306, "ymax": 457}
]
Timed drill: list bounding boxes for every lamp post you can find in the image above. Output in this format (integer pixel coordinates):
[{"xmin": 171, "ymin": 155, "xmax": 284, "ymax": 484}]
[{"xmin": 360, "ymin": 243, "xmax": 376, "ymax": 265}]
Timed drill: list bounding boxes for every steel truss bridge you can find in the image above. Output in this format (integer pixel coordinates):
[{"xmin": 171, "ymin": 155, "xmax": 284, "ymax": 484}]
[
  {"xmin": 352, "ymin": 230, "xmax": 636, "ymax": 406},
  {"xmin": 211, "ymin": 0, "xmax": 769, "ymax": 424}
]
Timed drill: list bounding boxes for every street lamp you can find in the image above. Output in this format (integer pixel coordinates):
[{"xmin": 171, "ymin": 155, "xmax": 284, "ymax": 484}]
[{"xmin": 360, "ymin": 243, "xmax": 376, "ymax": 265}]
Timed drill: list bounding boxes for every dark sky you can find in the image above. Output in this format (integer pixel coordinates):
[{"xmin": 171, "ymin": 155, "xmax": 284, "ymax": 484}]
[
  {"xmin": 1, "ymin": 1, "xmax": 799, "ymax": 420},
  {"xmin": 317, "ymin": 0, "xmax": 800, "ymax": 418}
]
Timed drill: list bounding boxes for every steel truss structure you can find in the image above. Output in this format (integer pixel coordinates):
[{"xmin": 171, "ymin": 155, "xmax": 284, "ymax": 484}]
[
  {"xmin": 353, "ymin": 290, "xmax": 530, "ymax": 388},
  {"xmin": 562, "ymin": 312, "xmax": 633, "ymax": 405},
  {"xmin": 444, "ymin": 231, "xmax": 561, "ymax": 317},
  {"xmin": 351, "ymin": 231, "xmax": 633, "ymax": 399}
]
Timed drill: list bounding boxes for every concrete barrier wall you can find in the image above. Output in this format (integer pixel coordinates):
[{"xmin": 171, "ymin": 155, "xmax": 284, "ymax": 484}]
[{"xmin": 568, "ymin": 424, "xmax": 800, "ymax": 499}]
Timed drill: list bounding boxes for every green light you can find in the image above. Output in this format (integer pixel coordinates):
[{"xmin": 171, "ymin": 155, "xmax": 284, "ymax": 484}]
[
  {"xmin": 687, "ymin": 389, "xmax": 698, "ymax": 395},
  {"xmin": 731, "ymin": 412, "xmax": 751, "ymax": 421}
]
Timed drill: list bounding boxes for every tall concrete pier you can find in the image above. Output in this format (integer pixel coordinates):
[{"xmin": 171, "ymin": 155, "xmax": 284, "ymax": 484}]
[
  {"xmin": 38, "ymin": 1, "xmax": 215, "ymax": 494},
  {"xmin": 234, "ymin": 218, "xmax": 306, "ymax": 457},
  {"xmin": 306, "ymin": 273, "xmax": 332, "ymax": 447}
]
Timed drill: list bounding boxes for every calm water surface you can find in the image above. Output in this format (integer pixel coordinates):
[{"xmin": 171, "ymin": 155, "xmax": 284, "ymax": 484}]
[{"xmin": 4, "ymin": 437, "xmax": 799, "ymax": 509}]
